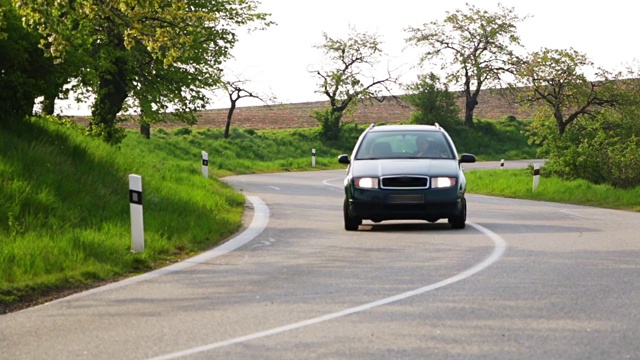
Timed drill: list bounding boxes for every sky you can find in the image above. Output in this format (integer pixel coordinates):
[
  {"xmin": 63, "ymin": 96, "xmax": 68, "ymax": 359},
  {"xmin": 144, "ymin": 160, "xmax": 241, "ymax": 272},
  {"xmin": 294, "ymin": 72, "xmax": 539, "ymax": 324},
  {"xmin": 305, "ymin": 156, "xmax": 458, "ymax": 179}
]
[{"xmin": 56, "ymin": 0, "xmax": 639, "ymax": 115}]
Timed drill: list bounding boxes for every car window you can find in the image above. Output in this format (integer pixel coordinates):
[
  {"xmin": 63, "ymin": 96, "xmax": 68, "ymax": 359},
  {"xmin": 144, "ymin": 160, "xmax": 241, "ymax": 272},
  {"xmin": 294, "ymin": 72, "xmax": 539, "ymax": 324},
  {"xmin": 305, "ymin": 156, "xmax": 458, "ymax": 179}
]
[{"xmin": 355, "ymin": 131, "xmax": 453, "ymax": 159}]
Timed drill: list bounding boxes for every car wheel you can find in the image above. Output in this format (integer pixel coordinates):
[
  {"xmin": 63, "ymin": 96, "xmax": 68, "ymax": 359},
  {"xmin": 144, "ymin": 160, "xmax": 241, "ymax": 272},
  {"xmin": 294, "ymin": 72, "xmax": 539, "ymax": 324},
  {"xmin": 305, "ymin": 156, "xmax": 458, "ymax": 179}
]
[
  {"xmin": 449, "ymin": 198, "xmax": 467, "ymax": 229},
  {"xmin": 343, "ymin": 200, "xmax": 361, "ymax": 231}
]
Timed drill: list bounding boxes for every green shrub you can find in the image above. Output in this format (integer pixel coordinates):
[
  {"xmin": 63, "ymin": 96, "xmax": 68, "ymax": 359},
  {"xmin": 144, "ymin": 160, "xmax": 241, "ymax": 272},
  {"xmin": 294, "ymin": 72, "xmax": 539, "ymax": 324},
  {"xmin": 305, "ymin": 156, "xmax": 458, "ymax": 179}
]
[{"xmin": 173, "ymin": 127, "xmax": 193, "ymax": 136}]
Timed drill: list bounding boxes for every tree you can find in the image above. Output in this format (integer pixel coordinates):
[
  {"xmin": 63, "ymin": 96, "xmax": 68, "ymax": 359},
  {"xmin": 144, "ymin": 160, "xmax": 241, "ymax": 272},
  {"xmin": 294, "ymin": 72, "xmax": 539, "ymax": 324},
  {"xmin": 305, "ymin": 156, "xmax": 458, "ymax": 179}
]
[
  {"xmin": 0, "ymin": 0, "xmax": 59, "ymax": 123},
  {"xmin": 515, "ymin": 48, "xmax": 637, "ymax": 188},
  {"xmin": 405, "ymin": 3, "xmax": 527, "ymax": 127},
  {"xmin": 219, "ymin": 78, "xmax": 276, "ymax": 139},
  {"xmin": 515, "ymin": 48, "xmax": 620, "ymax": 137},
  {"xmin": 404, "ymin": 72, "xmax": 460, "ymax": 127},
  {"xmin": 130, "ymin": 60, "xmax": 226, "ymax": 139},
  {"xmin": 13, "ymin": 0, "xmax": 272, "ymax": 144},
  {"xmin": 309, "ymin": 26, "xmax": 397, "ymax": 140}
]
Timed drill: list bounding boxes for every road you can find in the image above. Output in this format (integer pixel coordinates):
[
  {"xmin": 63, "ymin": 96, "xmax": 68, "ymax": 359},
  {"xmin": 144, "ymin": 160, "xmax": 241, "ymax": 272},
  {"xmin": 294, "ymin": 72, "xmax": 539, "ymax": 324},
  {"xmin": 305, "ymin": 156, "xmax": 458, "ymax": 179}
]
[{"xmin": 1, "ymin": 164, "xmax": 638, "ymax": 360}]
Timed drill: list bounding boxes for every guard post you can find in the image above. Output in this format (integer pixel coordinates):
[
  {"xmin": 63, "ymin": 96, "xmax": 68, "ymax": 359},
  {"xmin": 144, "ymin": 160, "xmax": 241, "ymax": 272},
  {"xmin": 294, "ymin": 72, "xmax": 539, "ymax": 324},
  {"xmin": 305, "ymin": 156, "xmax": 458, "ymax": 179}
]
[
  {"xmin": 129, "ymin": 174, "xmax": 144, "ymax": 252},
  {"xmin": 201, "ymin": 151, "xmax": 209, "ymax": 178},
  {"xmin": 532, "ymin": 163, "xmax": 540, "ymax": 192}
]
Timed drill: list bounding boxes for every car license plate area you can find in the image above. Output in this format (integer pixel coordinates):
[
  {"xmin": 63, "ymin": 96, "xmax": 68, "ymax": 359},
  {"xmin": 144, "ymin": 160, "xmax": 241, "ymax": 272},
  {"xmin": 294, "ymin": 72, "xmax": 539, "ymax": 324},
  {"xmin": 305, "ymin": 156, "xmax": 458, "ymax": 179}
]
[{"xmin": 385, "ymin": 194, "xmax": 425, "ymax": 204}]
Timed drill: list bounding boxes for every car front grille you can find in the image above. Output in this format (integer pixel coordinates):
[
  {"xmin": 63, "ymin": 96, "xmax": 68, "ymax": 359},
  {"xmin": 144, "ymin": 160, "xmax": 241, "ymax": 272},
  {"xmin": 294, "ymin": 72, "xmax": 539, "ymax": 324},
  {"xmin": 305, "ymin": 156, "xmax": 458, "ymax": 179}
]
[{"xmin": 380, "ymin": 175, "xmax": 429, "ymax": 189}]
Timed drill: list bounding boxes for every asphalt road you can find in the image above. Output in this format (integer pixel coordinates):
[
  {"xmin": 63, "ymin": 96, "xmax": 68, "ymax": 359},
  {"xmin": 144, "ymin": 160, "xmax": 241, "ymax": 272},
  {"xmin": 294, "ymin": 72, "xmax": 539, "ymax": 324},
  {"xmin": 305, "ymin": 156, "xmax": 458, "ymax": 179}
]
[{"xmin": 1, "ymin": 164, "xmax": 639, "ymax": 360}]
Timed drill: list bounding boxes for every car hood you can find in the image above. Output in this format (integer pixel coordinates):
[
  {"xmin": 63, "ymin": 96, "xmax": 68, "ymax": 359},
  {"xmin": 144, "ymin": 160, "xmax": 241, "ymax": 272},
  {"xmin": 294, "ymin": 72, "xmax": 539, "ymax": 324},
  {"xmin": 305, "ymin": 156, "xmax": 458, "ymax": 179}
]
[{"xmin": 351, "ymin": 159, "xmax": 460, "ymax": 177}]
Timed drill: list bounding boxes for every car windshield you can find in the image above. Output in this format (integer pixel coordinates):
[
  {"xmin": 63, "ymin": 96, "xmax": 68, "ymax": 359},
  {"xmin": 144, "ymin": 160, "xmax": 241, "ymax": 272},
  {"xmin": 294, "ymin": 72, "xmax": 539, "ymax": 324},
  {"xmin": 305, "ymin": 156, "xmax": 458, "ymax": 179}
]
[{"xmin": 355, "ymin": 131, "xmax": 454, "ymax": 160}]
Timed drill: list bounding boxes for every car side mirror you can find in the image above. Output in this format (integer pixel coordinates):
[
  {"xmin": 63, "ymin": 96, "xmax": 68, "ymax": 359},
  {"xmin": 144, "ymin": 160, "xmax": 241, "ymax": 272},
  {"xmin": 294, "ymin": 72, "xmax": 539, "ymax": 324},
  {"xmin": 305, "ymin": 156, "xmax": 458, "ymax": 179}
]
[
  {"xmin": 338, "ymin": 154, "xmax": 351, "ymax": 164},
  {"xmin": 459, "ymin": 153, "xmax": 476, "ymax": 164}
]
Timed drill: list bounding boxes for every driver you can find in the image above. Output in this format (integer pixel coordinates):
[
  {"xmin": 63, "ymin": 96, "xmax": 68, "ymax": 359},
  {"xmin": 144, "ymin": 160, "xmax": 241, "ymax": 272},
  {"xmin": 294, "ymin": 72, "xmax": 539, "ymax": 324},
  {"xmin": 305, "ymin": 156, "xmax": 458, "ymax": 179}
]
[{"xmin": 415, "ymin": 135, "xmax": 430, "ymax": 157}]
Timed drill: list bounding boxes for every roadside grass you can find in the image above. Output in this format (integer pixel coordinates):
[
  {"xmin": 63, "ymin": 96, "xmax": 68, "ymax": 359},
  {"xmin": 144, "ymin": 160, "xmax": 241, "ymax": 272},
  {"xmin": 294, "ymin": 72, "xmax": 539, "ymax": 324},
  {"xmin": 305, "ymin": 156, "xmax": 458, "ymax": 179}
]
[
  {"xmin": 466, "ymin": 167, "xmax": 640, "ymax": 212},
  {"xmin": 446, "ymin": 117, "xmax": 539, "ymax": 160},
  {"xmin": 0, "ymin": 119, "xmax": 245, "ymax": 310},
  {"xmin": 1, "ymin": 116, "xmax": 638, "ymax": 313}
]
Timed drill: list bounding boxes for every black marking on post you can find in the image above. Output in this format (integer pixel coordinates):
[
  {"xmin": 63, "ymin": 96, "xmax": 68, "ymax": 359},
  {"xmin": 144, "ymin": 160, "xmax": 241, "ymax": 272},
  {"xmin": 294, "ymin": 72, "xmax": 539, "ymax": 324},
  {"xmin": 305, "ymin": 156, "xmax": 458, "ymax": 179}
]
[
  {"xmin": 202, "ymin": 159, "xmax": 208, "ymax": 166},
  {"xmin": 129, "ymin": 190, "xmax": 143, "ymax": 205},
  {"xmin": 533, "ymin": 168, "xmax": 540, "ymax": 176}
]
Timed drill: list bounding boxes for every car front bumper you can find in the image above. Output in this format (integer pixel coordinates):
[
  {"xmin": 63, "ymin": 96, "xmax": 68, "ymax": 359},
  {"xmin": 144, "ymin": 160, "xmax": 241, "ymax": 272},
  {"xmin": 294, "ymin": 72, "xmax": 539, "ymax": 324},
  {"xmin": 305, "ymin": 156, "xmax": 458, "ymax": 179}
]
[{"xmin": 346, "ymin": 187, "xmax": 464, "ymax": 222}]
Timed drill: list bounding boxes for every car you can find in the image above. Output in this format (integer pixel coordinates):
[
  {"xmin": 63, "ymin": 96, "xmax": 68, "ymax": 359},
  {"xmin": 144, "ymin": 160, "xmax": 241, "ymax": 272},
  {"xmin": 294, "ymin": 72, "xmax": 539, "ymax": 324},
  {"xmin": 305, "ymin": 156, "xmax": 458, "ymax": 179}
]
[{"xmin": 338, "ymin": 123, "xmax": 476, "ymax": 231}]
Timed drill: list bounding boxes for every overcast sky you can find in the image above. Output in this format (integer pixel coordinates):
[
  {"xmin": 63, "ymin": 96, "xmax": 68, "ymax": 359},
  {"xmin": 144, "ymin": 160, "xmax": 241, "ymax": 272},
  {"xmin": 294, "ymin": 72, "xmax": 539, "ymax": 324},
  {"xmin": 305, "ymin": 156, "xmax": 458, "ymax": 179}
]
[{"xmin": 57, "ymin": 0, "xmax": 638, "ymax": 115}]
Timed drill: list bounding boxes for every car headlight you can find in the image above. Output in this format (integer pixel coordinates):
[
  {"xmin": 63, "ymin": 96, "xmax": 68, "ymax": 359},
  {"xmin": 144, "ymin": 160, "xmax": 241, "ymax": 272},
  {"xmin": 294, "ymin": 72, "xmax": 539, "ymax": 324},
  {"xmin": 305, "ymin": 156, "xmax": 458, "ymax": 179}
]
[
  {"xmin": 354, "ymin": 177, "xmax": 379, "ymax": 189},
  {"xmin": 431, "ymin": 177, "xmax": 457, "ymax": 188}
]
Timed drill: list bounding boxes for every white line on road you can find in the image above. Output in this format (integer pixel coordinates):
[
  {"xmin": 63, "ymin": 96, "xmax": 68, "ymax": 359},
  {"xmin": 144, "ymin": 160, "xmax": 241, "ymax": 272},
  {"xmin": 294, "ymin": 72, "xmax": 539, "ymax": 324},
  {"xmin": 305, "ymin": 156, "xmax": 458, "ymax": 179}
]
[
  {"xmin": 559, "ymin": 209, "xmax": 590, "ymax": 220},
  {"xmin": 149, "ymin": 222, "xmax": 506, "ymax": 360},
  {"xmin": 322, "ymin": 177, "xmax": 344, "ymax": 187}
]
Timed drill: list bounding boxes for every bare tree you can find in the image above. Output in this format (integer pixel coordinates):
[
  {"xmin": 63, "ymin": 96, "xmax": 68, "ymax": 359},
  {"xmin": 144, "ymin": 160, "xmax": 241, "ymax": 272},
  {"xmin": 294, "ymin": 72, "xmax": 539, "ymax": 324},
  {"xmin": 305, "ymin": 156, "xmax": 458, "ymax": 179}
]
[{"xmin": 220, "ymin": 78, "xmax": 276, "ymax": 139}]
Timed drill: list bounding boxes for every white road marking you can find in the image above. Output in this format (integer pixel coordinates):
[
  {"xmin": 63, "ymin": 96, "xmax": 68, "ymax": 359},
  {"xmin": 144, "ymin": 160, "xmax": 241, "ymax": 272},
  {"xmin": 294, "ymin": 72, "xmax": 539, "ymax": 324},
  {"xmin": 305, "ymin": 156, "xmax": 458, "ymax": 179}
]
[
  {"xmin": 268, "ymin": 186, "xmax": 280, "ymax": 190},
  {"xmin": 322, "ymin": 177, "xmax": 344, "ymax": 187},
  {"xmin": 148, "ymin": 222, "xmax": 506, "ymax": 360},
  {"xmin": 559, "ymin": 209, "xmax": 589, "ymax": 220},
  {"xmin": 250, "ymin": 238, "xmax": 277, "ymax": 249}
]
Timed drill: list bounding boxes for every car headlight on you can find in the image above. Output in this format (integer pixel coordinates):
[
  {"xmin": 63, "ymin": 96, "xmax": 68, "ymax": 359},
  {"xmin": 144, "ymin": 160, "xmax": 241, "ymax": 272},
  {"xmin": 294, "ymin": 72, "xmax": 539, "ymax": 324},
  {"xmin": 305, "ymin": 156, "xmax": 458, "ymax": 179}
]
[
  {"xmin": 431, "ymin": 177, "xmax": 457, "ymax": 188},
  {"xmin": 354, "ymin": 177, "xmax": 379, "ymax": 189}
]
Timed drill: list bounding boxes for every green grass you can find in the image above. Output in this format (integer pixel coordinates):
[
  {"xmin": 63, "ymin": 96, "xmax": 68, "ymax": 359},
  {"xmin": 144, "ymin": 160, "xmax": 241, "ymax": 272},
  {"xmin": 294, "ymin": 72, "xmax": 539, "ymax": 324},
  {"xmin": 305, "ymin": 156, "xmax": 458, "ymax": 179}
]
[
  {"xmin": 446, "ymin": 117, "xmax": 539, "ymax": 160},
  {"xmin": 466, "ymin": 167, "xmax": 640, "ymax": 212},
  {"xmin": 0, "ymin": 116, "xmax": 638, "ymax": 312},
  {"xmin": 0, "ymin": 119, "xmax": 246, "ymax": 309}
]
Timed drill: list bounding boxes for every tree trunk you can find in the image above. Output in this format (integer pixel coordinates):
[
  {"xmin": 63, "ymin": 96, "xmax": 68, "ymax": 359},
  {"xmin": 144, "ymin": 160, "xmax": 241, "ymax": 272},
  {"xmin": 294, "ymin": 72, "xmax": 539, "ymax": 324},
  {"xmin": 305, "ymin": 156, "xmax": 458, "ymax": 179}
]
[
  {"xmin": 41, "ymin": 94, "xmax": 56, "ymax": 116},
  {"xmin": 90, "ymin": 54, "xmax": 128, "ymax": 142},
  {"xmin": 91, "ymin": 72, "xmax": 127, "ymax": 125},
  {"xmin": 140, "ymin": 123, "xmax": 151, "ymax": 139},
  {"xmin": 464, "ymin": 96, "xmax": 478, "ymax": 127},
  {"xmin": 557, "ymin": 119, "xmax": 567, "ymax": 136},
  {"xmin": 224, "ymin": 103, "xmax": 236, "ymax": 139}
]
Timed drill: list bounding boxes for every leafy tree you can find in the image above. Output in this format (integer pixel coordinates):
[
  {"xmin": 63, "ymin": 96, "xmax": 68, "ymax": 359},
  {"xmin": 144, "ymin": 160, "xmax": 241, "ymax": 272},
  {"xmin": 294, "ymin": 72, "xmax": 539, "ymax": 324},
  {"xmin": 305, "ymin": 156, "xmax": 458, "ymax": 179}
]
[
  {"xmin": 130, "ymin": 61, "xmax": 226, "ymax": 140},
  {"xmin": 405, "ymin": 3, "xmax": 527, "ymax": 127},
  {"xmin": 404, "ymin": 72, "xmax": 460, "ymax": 127},
  {"xmin": 516, "ymin": 49, "xmax": 639, "ymax": 188},
  {"xmin": 0, "ymin": 0, "xmax": 58, "ymax": 122},
  {"xmin": 516, "ymin": 48, "xmax": 621, "ymax": 138},
  {"xmin": 0, "ymin": 4, "xmax": 7, "ymax": 36},
  {"xmin": 13, "ymin": 0, "xmax": 272, "ymax": 144},
  {"xmin": 309, "ymin": 26, "xmax": 397, "ymax": 140}
]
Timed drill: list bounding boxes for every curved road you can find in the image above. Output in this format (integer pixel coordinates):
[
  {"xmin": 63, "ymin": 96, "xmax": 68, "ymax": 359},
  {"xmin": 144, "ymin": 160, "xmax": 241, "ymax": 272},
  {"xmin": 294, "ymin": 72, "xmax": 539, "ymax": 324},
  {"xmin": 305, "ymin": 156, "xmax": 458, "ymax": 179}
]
[{"xmin": 1, "ymin": 165, "xmax": 639, "ymax": 359}]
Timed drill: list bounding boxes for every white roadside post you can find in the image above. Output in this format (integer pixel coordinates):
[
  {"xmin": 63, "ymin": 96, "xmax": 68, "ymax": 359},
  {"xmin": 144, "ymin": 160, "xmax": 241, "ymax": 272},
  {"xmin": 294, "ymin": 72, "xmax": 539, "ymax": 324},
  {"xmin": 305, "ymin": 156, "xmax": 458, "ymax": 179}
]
[
  {"xmin": 312, "ymin": 148, "xmax": 316, "ymax": 167},
  {"xmin": 201, "ymin": 151, "xmax": 209, "ymax": 178},
  {"xmin": 532, "ymin": 163, "xmax": 540, "ymax": 192},
  {"xmin": 500, "ymin": 159, "xmax": 505, "ymax": 169},
  {"xmin": 129, "ymin": 174, "xmax": 144, "ymax": 253}
]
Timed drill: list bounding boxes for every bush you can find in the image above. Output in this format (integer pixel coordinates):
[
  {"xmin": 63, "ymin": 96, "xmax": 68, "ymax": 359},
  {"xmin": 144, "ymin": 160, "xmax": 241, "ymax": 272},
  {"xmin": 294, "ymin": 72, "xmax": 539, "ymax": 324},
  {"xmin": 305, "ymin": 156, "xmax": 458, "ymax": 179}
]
[
  {"xmin": 445, "ymin": 118, "xmax": 537, "ymax": 159},
  {"xmin": 173, "ymin": 127, "xmax": 193, "ymax": 136},
  {"xmin": 85, "ymin": 122, "xmax": 126, "ymax": 145},
  {"xmin": 404, "ymin": 72, "xmax": 461, "ymax": 129},
  {"xmin": 312, "ymin": 108, "xmax": 343, "ymax": 141},
  {"xmin": 539, "ymin": 110, "xmax": 640, "ymax": 189}
]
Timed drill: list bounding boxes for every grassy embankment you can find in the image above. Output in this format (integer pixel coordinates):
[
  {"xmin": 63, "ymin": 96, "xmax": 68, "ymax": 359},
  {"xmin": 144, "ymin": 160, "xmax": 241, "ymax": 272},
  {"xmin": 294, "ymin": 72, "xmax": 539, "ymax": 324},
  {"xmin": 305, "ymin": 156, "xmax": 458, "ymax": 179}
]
[{"xmin": 1, "ymin": 117, "xmax": 638, "ymax": 313}]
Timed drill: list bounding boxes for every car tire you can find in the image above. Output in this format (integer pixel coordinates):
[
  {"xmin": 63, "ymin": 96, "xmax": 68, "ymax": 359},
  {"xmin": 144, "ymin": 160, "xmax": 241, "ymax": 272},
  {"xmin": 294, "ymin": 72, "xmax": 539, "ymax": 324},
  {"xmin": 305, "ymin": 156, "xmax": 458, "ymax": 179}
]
[
  {"xmin": 449, "ymin": 198, "xmax": 467, "ymax": 229},
  {"xmin": 343, "ymin": 200, "xmax": 361, "ymax": 231}
]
